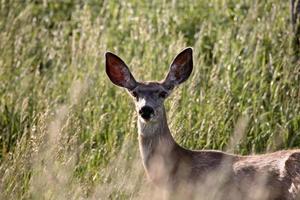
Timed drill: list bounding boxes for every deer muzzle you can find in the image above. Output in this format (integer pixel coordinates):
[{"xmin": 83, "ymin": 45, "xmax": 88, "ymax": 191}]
[{"xmin": 139, "ymin": 106, "xmax": 155, "ymax": 121}]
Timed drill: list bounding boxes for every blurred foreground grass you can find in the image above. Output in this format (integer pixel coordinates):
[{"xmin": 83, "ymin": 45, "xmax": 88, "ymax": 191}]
[{"xmin": 0, "ymin": 0, "xmax": 299, "ymax": 199}]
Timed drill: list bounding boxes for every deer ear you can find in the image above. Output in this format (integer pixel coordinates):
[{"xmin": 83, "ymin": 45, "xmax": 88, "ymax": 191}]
[
  {"xmin": 162, "ymin": 48, "xmax": 193, "ymax": 90},
  {"xmin": 105, "ymin": 52, "xmax": 137, "ymax": 90}
]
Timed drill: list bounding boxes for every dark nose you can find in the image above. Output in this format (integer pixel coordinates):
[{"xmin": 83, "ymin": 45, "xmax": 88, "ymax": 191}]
[{"xmin": 139, "ymin": 106, "xmax": 154, "ymax": 120}]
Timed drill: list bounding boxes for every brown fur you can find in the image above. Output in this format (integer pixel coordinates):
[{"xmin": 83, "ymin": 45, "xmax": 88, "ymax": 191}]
[{"xmin": 139, "ymin": 115, "xmax": 300, "ymax": 200}]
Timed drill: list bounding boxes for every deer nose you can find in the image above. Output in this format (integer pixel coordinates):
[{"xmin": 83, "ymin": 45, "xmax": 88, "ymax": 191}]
[{"xmin": 139, "ymin": 106, "xmax": 154, "ymax": 120}]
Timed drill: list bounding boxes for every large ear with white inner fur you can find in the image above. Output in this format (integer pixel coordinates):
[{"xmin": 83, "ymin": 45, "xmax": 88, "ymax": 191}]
[
  {"xmin": 162, "ymin": 48, "xmax": 193, "ymax": 90},
  {"xmin": 105, "ymin": 52, "xmax": 137, "ymax": 90}
]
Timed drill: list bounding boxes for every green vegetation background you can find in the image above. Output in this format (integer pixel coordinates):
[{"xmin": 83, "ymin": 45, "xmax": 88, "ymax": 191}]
[{"xmin": 0, "ymin": 0, "xmax": 299, "ymax": 199}]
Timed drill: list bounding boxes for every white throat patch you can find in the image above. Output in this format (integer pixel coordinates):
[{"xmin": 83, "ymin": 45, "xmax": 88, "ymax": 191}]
[{"xmin": 138, "ymin": 118, "xmax": 160, "ymax": 137}]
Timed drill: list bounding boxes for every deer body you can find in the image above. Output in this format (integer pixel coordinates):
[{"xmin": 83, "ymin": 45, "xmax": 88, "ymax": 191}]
[
  {"xmin": 137, "ymin": 99, "xmax": 300, "ymax": 200},
  {"xmin": 105, "ymin": 48, "xmax": 300, "ymax": 200}
]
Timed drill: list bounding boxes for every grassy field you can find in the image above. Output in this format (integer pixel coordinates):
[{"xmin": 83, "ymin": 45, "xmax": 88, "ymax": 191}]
[{"xmin": 0, "ymin": 0, "xmax": 300, "ymax": 199}]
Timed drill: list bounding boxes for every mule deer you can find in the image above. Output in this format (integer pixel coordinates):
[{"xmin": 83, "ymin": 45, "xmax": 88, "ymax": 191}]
[{"xmin": 105, "ymin": 48, "xmax": 300, "ymax": 200}]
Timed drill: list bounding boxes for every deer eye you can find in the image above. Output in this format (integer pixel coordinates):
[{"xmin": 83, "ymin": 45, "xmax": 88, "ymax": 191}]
[
  {"xmin": 159, "ymin": 91, "xmax": 168, "ymax": 98},
  {"xmin": 132, "ymin": 91, "xmax": 139, "ymax": 100}
]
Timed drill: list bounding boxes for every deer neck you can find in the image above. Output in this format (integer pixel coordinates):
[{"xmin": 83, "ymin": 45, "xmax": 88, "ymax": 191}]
[{"xmin": 137, "ymin": 107, "xmax": 178, "ymax": 184}]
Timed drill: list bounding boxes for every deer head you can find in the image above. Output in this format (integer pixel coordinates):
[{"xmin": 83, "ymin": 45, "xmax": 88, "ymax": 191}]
[{"xmin": 105, "ymin": 48, "xmax": 193, "ymax": 131}]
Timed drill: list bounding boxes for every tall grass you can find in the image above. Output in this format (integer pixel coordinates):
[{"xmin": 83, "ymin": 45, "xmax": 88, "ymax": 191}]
[{"xmin": 0, "ymin": 0, "xmax": 299, "ymax": 199}]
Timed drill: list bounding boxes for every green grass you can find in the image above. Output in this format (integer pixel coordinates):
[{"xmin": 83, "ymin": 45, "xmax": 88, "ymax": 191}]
[{"xmin": 0, "ymin": 0, "xmax": 299, "ymax": 199}]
